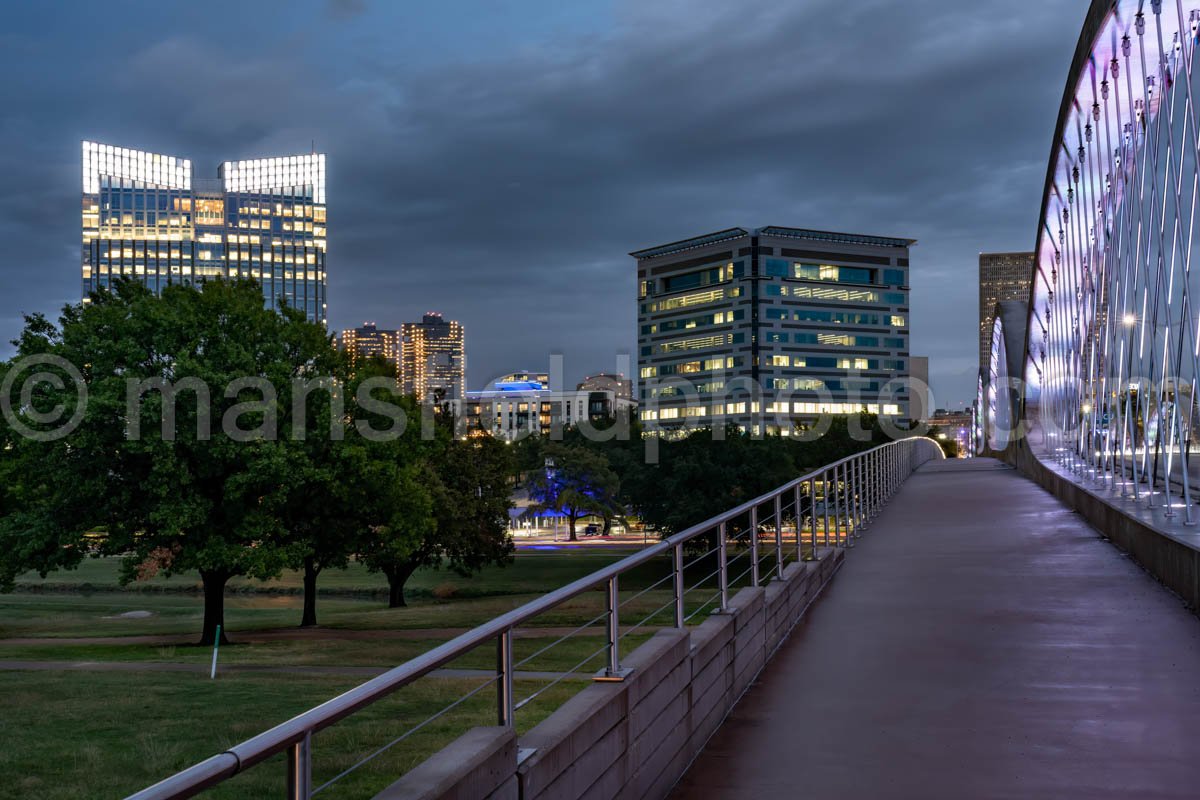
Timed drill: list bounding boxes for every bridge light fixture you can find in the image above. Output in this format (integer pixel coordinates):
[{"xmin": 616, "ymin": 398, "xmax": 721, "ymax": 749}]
[{"xmin": 1123, "ymin": 313, "xmax": 1137, "ymax": 327}]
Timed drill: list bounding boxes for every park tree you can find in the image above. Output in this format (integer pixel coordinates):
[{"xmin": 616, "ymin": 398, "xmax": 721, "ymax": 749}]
[
  {"xmin": 274, "ymin": 335, "xmax": 362, "ymax": 630},
  {"xmin": 283, "ymin": 355, "xmax": 434, "ymax": 624},
  {"xmin": 0, "ymin": 304, "xmax": 141, "ymax": 592},
  {"xmin": 0, "ymin": 278, "xmax": 339, "ymax": 644},
  {"xmin": 360, "ymin": 419, "xmax": 515, "ymax": 607},
  {"xmin": 526, "ymin": 443, "xmax": 622, "ymax": 541},
  {"xmin": 0, "ymin": 352, "xmax": 84, "ymax": 592}
]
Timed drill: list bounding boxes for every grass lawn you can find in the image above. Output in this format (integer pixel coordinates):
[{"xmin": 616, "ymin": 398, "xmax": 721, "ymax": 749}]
[
  {"xmin": 2, "ymin": 546, "xmax": 754, "ymax": 639},
  {"xmin": 14, "ymin": 550, "xmax": 661, "ymax": 599},
  {"xmin": 0, "ymin": 543, "xmax": 795, "ymax": 797},
  {"xmin": 0, "ymin": 582, "xmax": 727, "ymax": 641},
  {"xmin": 0, "ymin": 629, "xmax": 657, "ymax": 673},
  {"xmin": 0, "ymin": 670, "xmax": 575, "ymax": 800}
]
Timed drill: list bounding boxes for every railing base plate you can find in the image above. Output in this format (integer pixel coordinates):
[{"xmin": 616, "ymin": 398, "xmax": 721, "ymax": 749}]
[{"xmin": 593, "ymin": 667, "xmax": 634, "ymax": 682}]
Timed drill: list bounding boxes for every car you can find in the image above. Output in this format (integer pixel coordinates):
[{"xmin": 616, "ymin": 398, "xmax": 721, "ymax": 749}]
[{"xmin": 583, "ymin": 523, "xmax": 602, "ymax": 536}]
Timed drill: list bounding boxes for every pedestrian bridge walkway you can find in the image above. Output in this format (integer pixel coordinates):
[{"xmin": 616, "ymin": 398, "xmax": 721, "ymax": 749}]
[{"xmin": 671, "ymin": 458, "xmax": 1200, "ymax": 800}]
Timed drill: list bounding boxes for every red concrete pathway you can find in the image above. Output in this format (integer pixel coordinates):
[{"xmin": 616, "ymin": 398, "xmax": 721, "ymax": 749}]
[{"xmin": 671, "ymin": 458, "xmax": 1200, "ymax": 799}]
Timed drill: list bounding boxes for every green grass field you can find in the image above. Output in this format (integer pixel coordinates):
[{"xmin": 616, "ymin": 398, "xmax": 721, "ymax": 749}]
[
  {"xmin": 0, "ymin": 670, "xmax": 576, "ymax": 800},
  {"xmin": 14, "ymin": 550, "xmax": 663, "ymax": 598},
  {"xmin": 0, "ymin": 545, "xmax": 782, "ymax": 798}
]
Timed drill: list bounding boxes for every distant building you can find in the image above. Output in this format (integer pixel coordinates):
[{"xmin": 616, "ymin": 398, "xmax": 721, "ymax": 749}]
[
  {"xmin": 81, "ymin": 141, "xmax": 327, "ymax": 324},
  {"xmin": 401, "ymin": 312, "xmax": 465, "ymax": 403},
  {"xmin": 634, "ymin": 226, "xmax": 913, "ymax": 434},
  {"xmin": 496, "ymin": 371, "xmax": 550, "ymax": 387},
  {"xmin": 909, "ymin": 355, "xmax": 930, "ymax": 421},
  {"xmin": 978, "ymin": 252, "xmax": 1033, "ymax": 376},
  {"xmin": 457, "ymin": 375, "xmax": 634, "ymax": 440},
  {"xmin": 923, "ymin": 408, "xmax": 972, "ymax": 455},
  {"xmin": 339, "ymin": 322, "xmax": 401, "ymax": 375},
  {"xmin": 577, "ymin": 373, "xmax": 633, "ymax": 402}
]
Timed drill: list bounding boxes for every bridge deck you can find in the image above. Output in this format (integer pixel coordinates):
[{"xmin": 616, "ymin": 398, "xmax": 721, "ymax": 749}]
[{"xmin": 671, "ymin": 458, "xmax": 1200, "ymax": 799}]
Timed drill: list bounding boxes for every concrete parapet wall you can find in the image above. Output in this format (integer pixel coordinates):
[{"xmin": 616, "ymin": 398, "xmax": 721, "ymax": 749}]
[
  {"xmin": 373, "ymin": 726, "xmax": 517, "ymax": 800},
  {"xmin": 379, "ymin": 546, "xmax": 846, "ymax": 800}
]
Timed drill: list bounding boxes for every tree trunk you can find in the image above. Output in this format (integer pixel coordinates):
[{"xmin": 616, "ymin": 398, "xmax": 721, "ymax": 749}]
[
  {"xmin": 199, "ymin": 569, "xmax": 230, "ymax": 646},
  {"xmin": 568, "ymin": 515, "xmax": 578, "ymax": 542},
  {"xmin": 300, "ymin": 556, "xmax": 321, "ymax": 628},
  {"xmin": 602, "ymin": 514, "xmax": 612, "ymax": 535},
  {"xmin": 384, "ymin": 562, "xmax": 419, "ymax": 608}
]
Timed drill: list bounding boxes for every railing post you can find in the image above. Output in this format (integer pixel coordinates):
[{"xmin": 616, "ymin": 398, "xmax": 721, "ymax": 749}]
[
  {"xmin": 872, "ymin": 449, "xmax": 880, "ymax": 517},
  {"xmin": 832, "ymin": 465, "xmax": 843, "ymax": 548},
  {"xmin": 794, "ymin": 483, "xmax": 804, "ymax": 562},
  {"xmin": 497, "ymin": 628, "xmax": 514, "ymax": 726},
  {"xmin": 853, "ymin": 458, "xmax": 864, "ymax": 536},
  {"xmin": 673, "ymin": 542, "xmax": 685, "ymax": 628},
  {"xmin": 895, "ymin": 445, "xmax": 900, "ymax": 495},
  {"xmin": 750, "ymin": 505, "xmax": 760, "ymax": 585},
  {"xmin": 863, "ymin": 452, "xmax": 871, "ymax": 521},
  {"xmin": 843, "ymin": 462, "xmax": 854, "ymax": 548},
  {"xmin": 865, "ymin": 451, "xmax": 873, "ymax": 520},
  {"xmin": 287, "ymin": 731, "xmax": 312, "ymax": 800},
  {"xmin": 822, "ymin": 470, "xmax": 831, "ymax": 548},
  {"xmin": 604, "ymin": 574, "xmax": 621, "ymax": 678},
  {"xmin": 774, "ymin": 494, "xmax": 784, "ymax": 579},
  {"xmin": 809, "ymin": 477, "xmax": 818, "ymax": 558},
  {"xmin": 718, "ymin": 521, "xmax": 729, "ymax": 610}
]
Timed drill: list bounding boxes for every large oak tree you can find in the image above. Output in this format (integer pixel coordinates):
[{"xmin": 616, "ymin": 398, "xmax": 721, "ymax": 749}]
[{"xmin": 0, "ymin": 279, "xmax": 332, "ymax": 644}]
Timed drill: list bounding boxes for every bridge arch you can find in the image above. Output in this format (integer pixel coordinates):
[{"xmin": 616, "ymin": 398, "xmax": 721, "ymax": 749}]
[
  {"xmin": 990, "ymin": 0, "xmax": 1200, "ymax": 508},
  {"xmin": 978, "ymin": 0, "xmax": 1200, "ymax": 612}
]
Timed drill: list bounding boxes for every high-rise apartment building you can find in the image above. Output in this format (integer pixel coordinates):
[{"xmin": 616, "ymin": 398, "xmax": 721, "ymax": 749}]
[
  {"xmin": 634, "ymin": 226, "xmax": 913, "ymax": 434},
  {"xmin": 978, "ymin": 252, "xmax": 1033, "ymax": 376},
  {"xmin": 81, "ymin": 141, "xmax": 327, "ymax": 324},
  {"xmin": 340, "ymin": 322, "xmax": 401, "ymax": 375},
  {"xmin": 401, "ymin": 313, "xmax": 465, "ymax": 403}
]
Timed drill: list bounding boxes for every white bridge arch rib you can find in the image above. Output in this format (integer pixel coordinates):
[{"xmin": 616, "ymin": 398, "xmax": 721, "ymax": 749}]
[{"xmin": 1004, "ymin": 0, "xmax": 1200, "ymax": 521}]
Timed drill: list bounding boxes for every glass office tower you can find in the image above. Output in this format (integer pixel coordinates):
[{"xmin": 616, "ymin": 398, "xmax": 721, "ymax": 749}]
[
  {"xmin": 81, "ymin": 142, "xmax": 327, "ymax": 324},
  {"xmin": 634, "ymin": 226, "xmax": 913, "ymax": 434},
  {"xmin": 977, "ymin": 252, "xmax": 1033, "ymax": 378}
]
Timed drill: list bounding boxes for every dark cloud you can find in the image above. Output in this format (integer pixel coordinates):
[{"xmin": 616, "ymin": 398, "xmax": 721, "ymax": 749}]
[
  {"xmin": 326, "ymin": 0, "xmax": 367, "ymax": 20},
  {"xmin": 0, "ymin": 0, "xmax": 1084, "ymax": 406}
]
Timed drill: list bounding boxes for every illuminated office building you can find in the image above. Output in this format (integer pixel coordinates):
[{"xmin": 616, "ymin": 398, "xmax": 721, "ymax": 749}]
[
  {"xmin": 340, "ymin": 322, "xmax": 401, "ymax": 374},
  {"xmin": 457, "ymin": 376, "xmax": 634, "ymax": 441},
  {"xmin": 978, "ymin": 252, "xmax": 1033, "ymax": 377},
  {"xmin": 634, "ymin": 226, "xmax": 913, "ymax": 434},
  {"xmin": 81, "ymin": 141, "xmax": 327, "ymax": 324},
  {"xmin": 577, "ymin": 373, "xmax": 633, "ymax": 403},
  {"xmin": 401, "ymin": 313, "xmax": 466, "ymax": 403}
]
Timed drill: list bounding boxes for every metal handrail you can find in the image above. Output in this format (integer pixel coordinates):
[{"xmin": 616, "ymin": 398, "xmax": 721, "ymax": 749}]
[{"xmin": 126, "ymin": 436, "xmax": 943, "ymax": 800}]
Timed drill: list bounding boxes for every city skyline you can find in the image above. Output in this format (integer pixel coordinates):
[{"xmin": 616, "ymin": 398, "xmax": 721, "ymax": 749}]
[{"xmin": 0, "ymin": 0, "xmax": 1085, "ymax": 406}]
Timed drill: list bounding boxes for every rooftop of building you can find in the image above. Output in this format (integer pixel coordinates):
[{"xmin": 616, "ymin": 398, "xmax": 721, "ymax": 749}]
[{"xmin": 630, "ymin": 226, "xmax": 916, "ymax": 260}]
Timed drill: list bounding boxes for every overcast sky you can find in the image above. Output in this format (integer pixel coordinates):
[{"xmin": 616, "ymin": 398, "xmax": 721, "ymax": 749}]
[{"xmin": 0, "ymin": 0, "xmax": 1085, "ymax": 408}]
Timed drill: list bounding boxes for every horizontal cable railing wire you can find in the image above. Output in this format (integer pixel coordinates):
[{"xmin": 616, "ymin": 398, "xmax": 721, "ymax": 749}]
[{"xmin": 125, "ymin": 436, "xmax": 942, "ymax": 800}]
